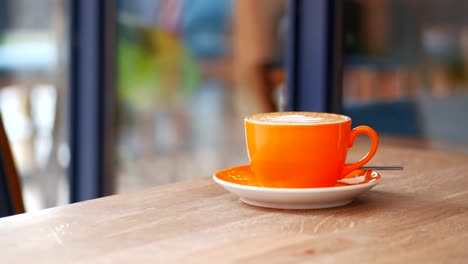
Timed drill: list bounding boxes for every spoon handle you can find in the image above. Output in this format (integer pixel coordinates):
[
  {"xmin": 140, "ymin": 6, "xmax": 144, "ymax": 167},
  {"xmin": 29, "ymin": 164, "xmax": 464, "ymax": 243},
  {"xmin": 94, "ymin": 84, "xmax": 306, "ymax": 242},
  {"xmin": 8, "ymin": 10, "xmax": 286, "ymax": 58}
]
[{"xmin": 360, "ymin": 166, "xmax": 404, "ymax": 170}]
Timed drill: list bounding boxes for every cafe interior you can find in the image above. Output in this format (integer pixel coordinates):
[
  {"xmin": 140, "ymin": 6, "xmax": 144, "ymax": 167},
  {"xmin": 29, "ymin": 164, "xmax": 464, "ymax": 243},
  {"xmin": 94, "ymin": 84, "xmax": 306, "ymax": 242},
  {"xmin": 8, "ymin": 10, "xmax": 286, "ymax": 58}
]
[{"xmin": 0, "ymin": 0, "xmax": 467, "ymax": 262}]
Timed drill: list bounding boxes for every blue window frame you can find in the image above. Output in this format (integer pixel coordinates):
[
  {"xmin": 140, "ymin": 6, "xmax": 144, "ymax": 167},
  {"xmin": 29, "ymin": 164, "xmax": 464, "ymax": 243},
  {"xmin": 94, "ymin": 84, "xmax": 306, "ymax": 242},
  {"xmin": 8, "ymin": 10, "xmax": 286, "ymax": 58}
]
[
  {"xmin": 69, "ymin": 0, "xmax": 116, "ymax": 202},
  {"xmin": 286, "ymin": 0, "xmax": 343, "ymax": 113}
]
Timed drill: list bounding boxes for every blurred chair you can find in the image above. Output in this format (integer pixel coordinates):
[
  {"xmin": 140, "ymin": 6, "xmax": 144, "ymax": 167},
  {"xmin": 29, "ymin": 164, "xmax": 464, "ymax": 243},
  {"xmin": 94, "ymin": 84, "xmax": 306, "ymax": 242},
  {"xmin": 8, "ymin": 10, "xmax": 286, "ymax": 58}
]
[{"xmin": 0, "ymin": 112, "xmax": 25, "ymax": 217}]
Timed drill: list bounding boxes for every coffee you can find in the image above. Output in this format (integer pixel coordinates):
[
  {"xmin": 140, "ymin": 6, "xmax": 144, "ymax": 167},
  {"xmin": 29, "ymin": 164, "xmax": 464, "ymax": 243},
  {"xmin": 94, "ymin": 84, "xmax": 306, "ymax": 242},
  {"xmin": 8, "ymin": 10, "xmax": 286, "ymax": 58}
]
[
  {"xmin": 246, "ymin": 112, "xmax": 349, "ymax": 125},
  {"xmin": 244, "ymin": 112, "xmax": 378, "ymax": 188}
]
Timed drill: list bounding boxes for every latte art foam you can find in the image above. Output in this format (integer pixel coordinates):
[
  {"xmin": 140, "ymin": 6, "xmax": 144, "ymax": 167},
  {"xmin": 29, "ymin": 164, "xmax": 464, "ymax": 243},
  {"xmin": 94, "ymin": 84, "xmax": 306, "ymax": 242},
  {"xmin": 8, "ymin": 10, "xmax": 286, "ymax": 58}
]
[
  {"xmin": 264, "ymin": 114, "xmax": 324, "ymax": 123},
  {"xmin": 246, "ymin": 112, "xmax": 349, "ymax": 125}
]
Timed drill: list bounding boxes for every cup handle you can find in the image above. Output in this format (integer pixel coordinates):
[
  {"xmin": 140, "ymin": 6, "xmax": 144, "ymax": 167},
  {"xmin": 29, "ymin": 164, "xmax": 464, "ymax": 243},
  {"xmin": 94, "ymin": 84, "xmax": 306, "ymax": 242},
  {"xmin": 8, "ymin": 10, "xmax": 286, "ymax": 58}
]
[{"xmin": 340, "ymin": 125, "xmax": 379, "ymax": 179}]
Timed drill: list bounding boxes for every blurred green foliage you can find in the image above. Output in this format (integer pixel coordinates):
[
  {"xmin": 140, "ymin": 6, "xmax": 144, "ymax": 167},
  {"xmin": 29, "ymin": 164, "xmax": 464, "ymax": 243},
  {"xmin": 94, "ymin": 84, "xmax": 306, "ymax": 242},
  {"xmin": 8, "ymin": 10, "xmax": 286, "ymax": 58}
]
[{"xmin": 117, "ymin": 25, "xmax": 200, "ymax": 111}]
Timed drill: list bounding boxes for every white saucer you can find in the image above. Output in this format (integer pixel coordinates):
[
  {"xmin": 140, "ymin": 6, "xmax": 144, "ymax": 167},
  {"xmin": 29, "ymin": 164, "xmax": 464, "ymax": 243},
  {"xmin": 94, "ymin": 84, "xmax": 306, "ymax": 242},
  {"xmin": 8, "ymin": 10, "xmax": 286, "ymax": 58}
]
[{"xmin": 213, "ymin": 165, "xmax": 381, "ymax": 210}]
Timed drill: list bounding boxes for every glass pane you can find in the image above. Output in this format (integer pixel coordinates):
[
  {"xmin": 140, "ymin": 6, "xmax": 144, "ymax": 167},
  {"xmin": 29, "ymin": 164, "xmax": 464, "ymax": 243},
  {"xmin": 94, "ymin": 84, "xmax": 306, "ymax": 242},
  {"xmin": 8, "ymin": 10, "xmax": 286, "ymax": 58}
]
[
  {"xmin": 0, "ymin": 0, "xmax": 70, "ymax": 211},
  {"xmin": 342, "ymin": 0, "xmax": 468, "ymax": 152},
  {"xmin": 116, "ymin": 0, "xmax": 287, "ymax": 192}
]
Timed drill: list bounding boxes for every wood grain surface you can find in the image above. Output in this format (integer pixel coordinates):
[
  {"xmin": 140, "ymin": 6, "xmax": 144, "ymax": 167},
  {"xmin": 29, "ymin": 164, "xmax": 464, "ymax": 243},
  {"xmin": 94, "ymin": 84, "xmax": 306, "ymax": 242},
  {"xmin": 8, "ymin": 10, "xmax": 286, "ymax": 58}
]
[{"xmin": 0, "ymin": 145, "xmax": 467, "ymax": 263}]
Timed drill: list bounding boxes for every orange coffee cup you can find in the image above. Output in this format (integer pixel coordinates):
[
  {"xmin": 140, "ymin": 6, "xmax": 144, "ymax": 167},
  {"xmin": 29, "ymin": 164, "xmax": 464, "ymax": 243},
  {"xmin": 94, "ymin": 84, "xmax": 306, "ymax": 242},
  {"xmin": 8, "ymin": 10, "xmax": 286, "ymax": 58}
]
[{"xmin": 245, "ymin": 112, "xmax": 379, "ymax": 188}]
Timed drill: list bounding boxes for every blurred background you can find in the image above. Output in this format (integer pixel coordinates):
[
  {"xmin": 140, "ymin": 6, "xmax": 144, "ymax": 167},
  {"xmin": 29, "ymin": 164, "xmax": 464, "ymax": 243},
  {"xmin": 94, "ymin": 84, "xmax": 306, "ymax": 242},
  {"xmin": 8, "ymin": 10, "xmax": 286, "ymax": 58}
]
[
  {"xmin": 342, "ymin": 0, "xmax": 468, "ymax": 148},
  {"xmin": 0, "ymin": 0, "xmax": 467, "ymax": 212}
]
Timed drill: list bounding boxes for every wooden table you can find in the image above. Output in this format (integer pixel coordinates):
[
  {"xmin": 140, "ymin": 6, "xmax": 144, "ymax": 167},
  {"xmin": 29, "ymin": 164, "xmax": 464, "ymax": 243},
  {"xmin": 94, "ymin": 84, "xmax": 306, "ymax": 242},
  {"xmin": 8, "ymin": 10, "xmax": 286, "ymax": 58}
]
[{"xmin": 1, "ymin": 146, "xmax": 468, "ymax": 263}]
